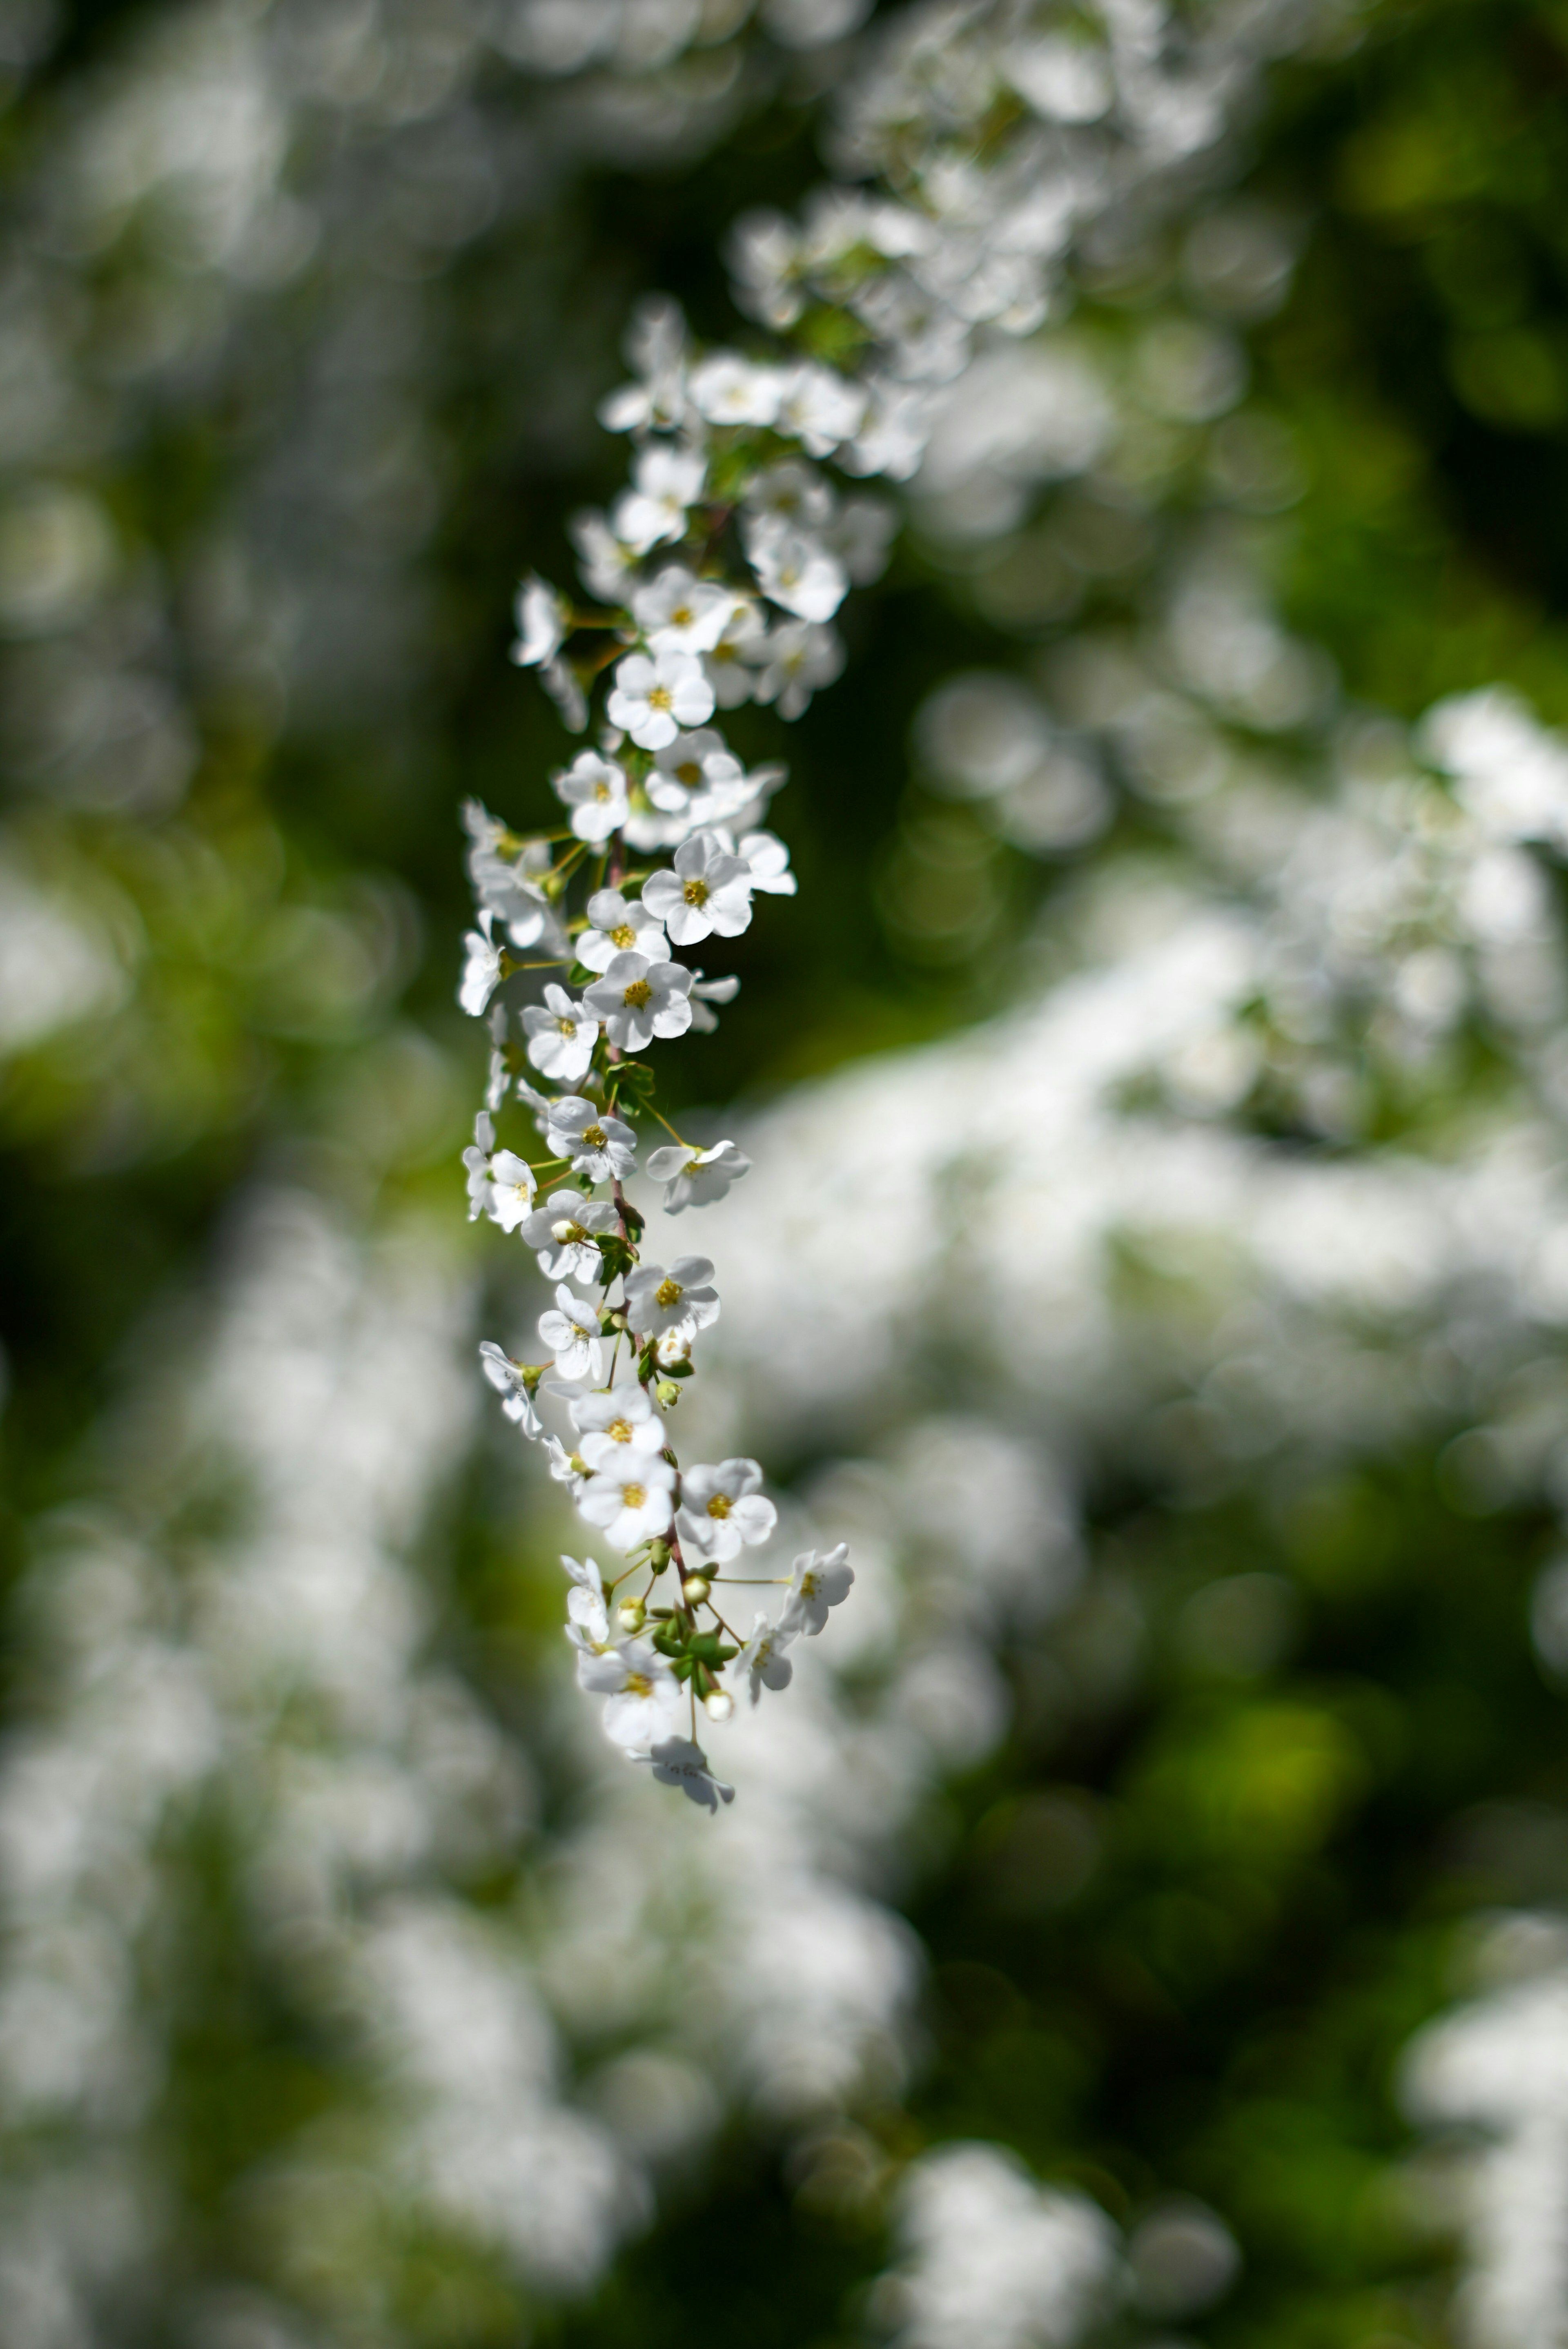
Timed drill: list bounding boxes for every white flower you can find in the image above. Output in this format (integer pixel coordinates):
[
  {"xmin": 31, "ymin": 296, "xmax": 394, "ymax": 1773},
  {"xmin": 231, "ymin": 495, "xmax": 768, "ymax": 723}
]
[
  {"xmin": 459, "ymin": 911, "xmax": 503, "ymax": 1016},
  {"xmin": 522, "ymin": 985, "xmax": 599, "ymax": 1083},
  {"xmin": 736, "ymin": 829, "xmax": 796, "ymax": 895},
  {"xmin": 545, "ymin": 1434, "xmax": 587, "ymax": 1500},
  {"xmin": 511, "ymin": 573, "xmax": 567, "ymax": 667},
  {"xmin": 842, "ymin": 373, "xmax": 933, "ymax": 481},
  {"xmin": 561, "ymin": 1553, "xmax": 609, "ymax": 1649},
  {"xmin": 485, "ymin": 1002, "xmax": 510, "ymax": 1110},
  {"xmin": 641, "ymin": 830, "xmax": 753, "ymax": 946},
  {"xmin": 539, "ymin": 1286, "xmax": 606, "ymax": 1383},
  {"xmin": 486, "ymin": 1150, "xmax": 537, "ymax": 1233},
  {"xmin": 775, "ymin": 362, "xmax": 866, "ymax": 457},
  {"xmin": 744, "ymin": 514, "xmax": 849, "ymax": 623},
  {"xmin": 744, "ymin": 460, "xmax": 834, "ymax": 529},
  {"xmin": 655, "ymin": 1328, "xmax": 694, "ymax": 1373},
  {"xmin": 649, "ymin": 727, "xmax": 745, "ymax": 813},
  {"xmin": 676, "ymin": 1457, "xmax": 777, "ymax": 1562},
  {"xmin": 686, "ymin": 971, "xmax": 741, "ymax": 1035},
  {"xmin": 626, "ymin": 1255, "xmax": 720, "ymax": 1339},
  {"xmin": 577, "ymin": 1454, "xmax": 676, "ymax": 1553},
  {"xmin": 584, "ymin": 952, "xmax": 694, "ymax": 1051},
  {"xmin": 539, "ymin": 656, "xmax": 588, "ymax": 733},
  {"xmin": 546, "ymin": 1096, "xmax": 637, "ymax": 1182},
  {"xmin": 478, "ymin": 1341, "xmax": 541, "ymax": 1437},
  {"xmin": 610, "ymin": 443, "xmax": 706, "ymax": 556},
  {"xmin": 553, "ymin": 750, "xmax": 629, "ymax": 843},
  {"xmin": 704, "ymin": 596, "xmax": 767, "ymax": 709},
  {"xmin": 463, "ymin": 803, "xmax": 561, "ymax": 948},
  {"xmin": 632, "ymin": 566, "xmax": 735, "ymax": 656},
  {"xmin": 598, "ymin": 292, "xmax": 687, "ymax": 435},
  {"xmin": 577, "ymin": 1636, "xmax": 685, "ymax": 1747},
  {"xmin": 736, "ymin": 1614, "xmax": 796, "ymax": 1705},
  {"xmin": 577, "ymin": 888, "xmax": 668, "ymax": 973},
  {"xmin": 688, "ymin": 352, "xmax": 786, "ymax": 426},
  {"xmin": 463, "ymin": 1108, "xmax": 498, "ymax": 1221},
  {"xmin": 781, "ymin": 1543, "xmax": 854, "ymax": 1636},
  {"xmin": 645, "ymin": 1137, "xmax": 751, "ymax": 1212},
  {"xmin": 570, "ymin": 507, "xmax": 640, "ymax": 602},
  {"xmin": 753, "ymin": 620, "xmax": 844, "ymax": 720},
  {"xmin": 518, "ymin": 1188, "xmax": 619, "ymax": 1280},
  {"xmin": 635, "ymin": 1735, "xmax": 735, "ymax": 1810},
  {"xmin": 606, "ymin": 649, "xmax": 715, "ymax": 751},
  {"xmin": 573, "ymin": 1383, "xmax": 667, "ymax": 1471}
]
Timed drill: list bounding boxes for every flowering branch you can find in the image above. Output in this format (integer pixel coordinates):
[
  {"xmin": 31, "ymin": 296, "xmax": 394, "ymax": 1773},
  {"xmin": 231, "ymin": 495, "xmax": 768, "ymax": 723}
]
[{"xmin": 457, "ymin": 301, "xmax": 879, "ymax": 1807}]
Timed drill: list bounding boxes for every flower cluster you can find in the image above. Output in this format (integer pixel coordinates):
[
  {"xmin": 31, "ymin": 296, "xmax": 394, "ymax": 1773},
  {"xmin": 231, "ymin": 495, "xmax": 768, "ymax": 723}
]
[{"xmin": 459, "ymin": 300, "xmax": 882, "ymax": 1803}]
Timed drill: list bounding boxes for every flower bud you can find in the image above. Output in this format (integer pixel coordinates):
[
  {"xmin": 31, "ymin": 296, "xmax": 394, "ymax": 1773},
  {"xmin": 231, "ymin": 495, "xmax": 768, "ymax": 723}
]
[
  {"xmin": 644, "ymin": 1539, "xmax": 671, "ymax": 1575},
  {"xmin": 617, "ymin": 1598, "xmax": 646, "ymax": 1634},
  {"xmin": 682, "ymin": 1573, "xmax": 711, "ymax": 1605},
  {"xmin": 703, "ymin": 1688, "xmax": 734, "ymax": 1723},
  {"xmin": 655, "ymin": 1378, "xmax": 682, "ymax": 1409}
]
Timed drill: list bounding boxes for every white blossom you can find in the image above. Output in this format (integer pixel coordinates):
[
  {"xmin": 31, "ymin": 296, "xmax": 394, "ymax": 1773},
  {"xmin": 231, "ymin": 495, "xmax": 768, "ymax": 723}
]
[
  {"xmin": 463, "ymin": 1108, "xmax": 498, "ymax": 1221},
  {"xmin": 736, "ymin": 830, "xmax": 796, "ymax": 895},
  {"xmin": 632, "ymin": 566, "xmax": 735, "ymax": 656},
  {"xmin": 641, "ymin": 831, "xmax": 754, "ymax": 946},
  {"xmin": 781, "ymin": 1543, "xmax": 854, "ymax": 1636},
  {"xmin": 577, "ymin": 888, "xmax": 668, "ymax": 973},
  {"xmin": 776, "ymin": 362, "xmax": 866, "ymax": 456},
  {"xmin": 553, "ymin": 749, "xmax": 630, "ymax": 843},
  {"xmin": 625, "ymin": 1256, "xmax": 720, "ymax": 1340},
  {"xmin": 610, "ymin": 443, "xmax": 706, "ymax": 556},
  {"xmin": 649, "ymin": 727, "xmax": 745, "ymax": 813},
  {"xmin": 584, "ymin": 952, "xmax": 694, "ymax": 1051},
  {"xmin": 522, "ymin": 985, "xmax": 599, "ymax": 1083},
  {"xmin": 598, "ymin": 293, "xmax": 688, "ymax": 435},
  {"xmin": 560, "ymin": 1553, "xmax": 609, "ymax": 1650},
  {"xmin": 635, "ymin": 1735, "xmax": 735, "ymax": 1810},
  {"xmin": 544, "ymin": 1433, "xmax": 587, "ymax": 1500},
  {"xmin": 539, "ymin": 1286, "xmax": 606, "ymax": 1384},
  {"xmin": 745, "ymin": 459, "xmax": 834, "ymax": 529},
  {"xmin": 688, "ymin": 971, "xmax": 741, "ymax": 1034},
  {"xmin": 459, "ymin": 911, "xmax": 503, "ymax": 1016},
  {"xmin": 573, "ymin": 1383, "xmax": 668, "ymax": 1468},
  {"xmin": 511, "ymin": 573, "xmax": 568, "ymax": 667},
  {"xmin": 577, "ymin": 1455, "xmax": 676, "ymax": 1553},
  {"xmin": 570, "ymin": 506, "xmax": 640, "ymax": 603},
  {"xmin": 744, "ymin": 515, "xmax": 849, "ymax": 623},
  {"xmin": 546, "ymin": 1096, "xmax": 638, "ymax": 1182},
  {"xmin": 752, "ymin": 620, "xmax": 844, "ymax": 719},
  {"xmin": 676, "ymin": 1458, "xmax": 777, "ymax": 1562},
  {"xmin": 518, "ymin": 1189, "xmax": 619, "ymax": 1281},
  {"xmin": 539, "ymin": 654, "xmax": 588, "ymax": 732},
  {"xmin": 829, "ymin": 495, "xmax": 898, "ymax": 584},
  {"xmin": 576, "ymin": 1637, "xmax": 685, "ymax": 1747},
  {"xmin": 688, "ymin": 352, "xmax": 786, "ymax": 426},
  {"xmin": 463, "ymin": 803, "xmax": 561, "ymax": 948},
  {"xmin": 478, "ymin": 1341, "xmax": 541, "ymax": 1437},
  {"xmin": 606, "ymin": 649, "xmax": 716, "ymax": 750},
  {"xmin": 485, "ymin": 1003, "xmax": 511, "ymax": 1110},
  {"xmin": 704, "ymin": 595, "xmax": 768, "ymax": 708},
  {"xmin": 735, "ymin": 1614, "xmax": 796, "ymax": 1705},
  {"xmin": 645, "ymin": 1137, "xmax": 751, "ymax": 1212}
]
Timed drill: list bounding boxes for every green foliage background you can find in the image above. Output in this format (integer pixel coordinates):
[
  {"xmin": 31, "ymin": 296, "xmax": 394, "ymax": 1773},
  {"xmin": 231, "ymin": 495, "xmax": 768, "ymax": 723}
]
[{"xmin": 7, "ymin": 2, "xmax": 1568, "ymax": 2343}]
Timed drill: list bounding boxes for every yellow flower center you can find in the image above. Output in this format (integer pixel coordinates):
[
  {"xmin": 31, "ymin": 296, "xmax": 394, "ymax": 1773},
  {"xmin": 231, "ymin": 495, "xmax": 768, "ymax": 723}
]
[
  {"xmin": 623, "ymin": 979, "xmax": 652, "ymax": 1009},
  {"xmin": 623, "ymin": 1483, "xmax": 646, "ymax": 1510},
  {"xmin": 610, "ymin": 923, "xmax": 637, "ymax": 947},
  {"xmin": 674, "ymin": 760, "xmax": 702, "ymax": 787},
  {"xmin": 626, "ymin": 1670, "xmax": 651, "ymax": 1697},
  {"xmin": 608, "ymin": 1417, "xmax": 633, "ymax": 1444},
  {"xmin": 671, "ymin": 602, "xmax": 694, "ymax": 627},
  {"xmin": 557, "ymin": 1016, "xmax": 576, "ymax": 1036},
  {"xmin": 706, "ymin": 1494, "xmax": 732, "ymax": 1519},
  {"xmin": 648, "ymin": 685, "xmax": 673, "ymax": 712},
  {"xmin": 684, "ymin": 877, "xmax": 709, "ymax": 907},
  {"xmin": 583, "ymin": 1124, "xmax": 606, "ymax": 1149},
  {"xmin": 593, "ymin": 781, "xmax": 611, "ymax": 802},
  {"xmin": 655, "ymin": 1278, "xmax": 683, "ymax": 1309}
]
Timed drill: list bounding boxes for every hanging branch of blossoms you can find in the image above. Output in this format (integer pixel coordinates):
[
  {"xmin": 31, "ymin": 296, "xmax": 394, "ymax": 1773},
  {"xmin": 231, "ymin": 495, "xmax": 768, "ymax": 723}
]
[
  {"xmin": 457, "ymin": 301, "xmax": 884, "ymax": 1810},
  {"xmin": 455, "ymin": 0, "xmax": 1310, "ymax": 1807}
]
